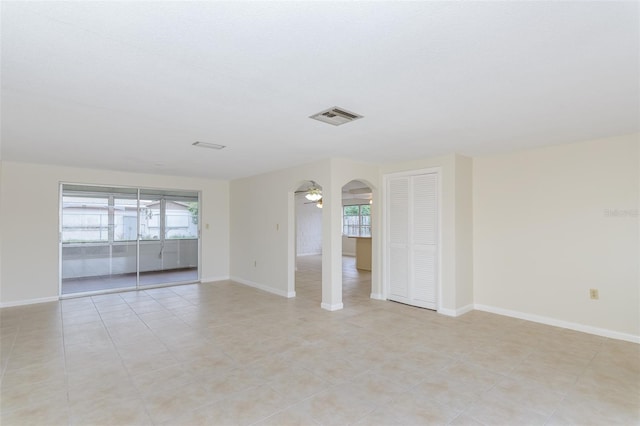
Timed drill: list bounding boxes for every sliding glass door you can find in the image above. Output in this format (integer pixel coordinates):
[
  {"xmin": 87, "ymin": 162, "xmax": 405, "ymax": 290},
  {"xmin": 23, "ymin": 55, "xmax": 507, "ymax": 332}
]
[
  {"xmin": 138, "ymin": 190, "xmax": 199, "ymax": 287},
  {"xmin": 61, "ymin": 184, "xmax": 199, "ymax": 295}
]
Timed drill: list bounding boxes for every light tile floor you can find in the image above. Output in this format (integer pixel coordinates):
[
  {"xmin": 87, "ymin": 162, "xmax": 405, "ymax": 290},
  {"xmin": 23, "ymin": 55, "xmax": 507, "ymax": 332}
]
[{"xmin": 1, "ymin": 255, "xmax": 638, "ymax": 425}]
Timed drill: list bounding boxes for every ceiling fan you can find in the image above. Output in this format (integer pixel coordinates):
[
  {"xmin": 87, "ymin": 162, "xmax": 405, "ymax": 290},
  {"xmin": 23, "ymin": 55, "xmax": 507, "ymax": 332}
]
[
  {"xmin": 295, "ymin": 181, "xmax": 323, "ymax": 208},
  {"xmin": 307, "ymin": 198, "xmax": 322, "ymax": 209}
]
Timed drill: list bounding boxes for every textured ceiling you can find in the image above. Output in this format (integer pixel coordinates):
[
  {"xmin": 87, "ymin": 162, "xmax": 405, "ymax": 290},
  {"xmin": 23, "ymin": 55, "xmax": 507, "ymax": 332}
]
[{"xmin": 1, "ymin": 1, "xmax": 638, "ymax": 179}]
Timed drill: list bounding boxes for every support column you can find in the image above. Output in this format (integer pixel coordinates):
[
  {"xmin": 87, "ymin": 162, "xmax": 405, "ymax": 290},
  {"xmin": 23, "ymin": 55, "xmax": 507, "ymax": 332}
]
[{"xmin": 321, "ymin": 174, "xmax": 343, "ymax": 311}]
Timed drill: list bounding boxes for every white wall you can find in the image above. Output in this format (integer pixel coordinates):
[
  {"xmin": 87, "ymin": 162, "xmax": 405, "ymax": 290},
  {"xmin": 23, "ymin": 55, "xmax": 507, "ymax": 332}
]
[
  {"xmin": 0, "ymin": 161, "xmax": 230, "ymax": 305},
  {"xmin": 230, "ymin": 158, "xmax": 379, "ymax": 308},
  {"xmin": 295, "ymin": 195, "xmax": 322, "ymax": 256},
  {"xmin": 473, "ymin": 134, "xmax": 639, "ymax": 340},
  {"xmin": 230, "ymin": 159, "xmax": 331, "ymax": 298}
]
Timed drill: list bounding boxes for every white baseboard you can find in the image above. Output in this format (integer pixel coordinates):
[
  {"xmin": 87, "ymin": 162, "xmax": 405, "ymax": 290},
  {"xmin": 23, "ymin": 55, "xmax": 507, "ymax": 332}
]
[
  {"xmin": 297, "ymin": 252, "xmax": 322, "ymax": 257},
  {"xmin": 200, "ymin": 275, "xmax": 230, "ymax": 283},
  {"xmin": 370, "ymin": 293, "xmax": 385, "ymax": 300},
  {"xmin": 0, "ymin": 296, "xmax": 59, "ymax": 308},
  {"xmin": 321, "ymin": 302, "xmax": 344, "ymax": 311},
  {"xmin": 474, "ymin": 304, "xmax": 640, "ymax": 344},
  {"xmin": 230, "ymin": 276, "xmax": 293, "ymax": 298},
  {"xmin": 343, "ymin": 252, "xmax": 356, "ymax": 257},
  {"xmin": 438, "ymin": 304, "xmax": 474, "ymax": 317}
]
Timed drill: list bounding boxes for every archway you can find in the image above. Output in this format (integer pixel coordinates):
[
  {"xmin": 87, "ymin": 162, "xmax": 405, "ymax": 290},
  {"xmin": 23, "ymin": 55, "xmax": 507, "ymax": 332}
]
[
  {"xmin": 291, "ymin": 180, "xmax": 324, "ymax": 306},
  {"xmin": 341, "ymin": 179, "xmax": 374, "ymax": 306}
]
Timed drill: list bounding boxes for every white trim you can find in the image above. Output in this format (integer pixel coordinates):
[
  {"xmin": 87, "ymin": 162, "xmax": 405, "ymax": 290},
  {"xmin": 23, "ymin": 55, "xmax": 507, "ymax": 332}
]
[
  {"xmin": 1, "ymin": 296, "xmax": 59, "ymax": 308},
  {"xmin": 370, "ymin": 293, "xmax": 385, "ymax": 300},
  {"xmin": 296, "ymin": 252, "xmax": 322, "ymax": 257},
  {"xmin": 58, "ymin": 183, "xmax": 63, "ymax": 297},
  {"xmin": 200, "ymin": 275, "xmax": 230, "ymax": 283},
  {"xmin": 438, "ymin": 303, "xmax": 474, "ymax": 317},
  {"xmin": 321, "ymin": 302, "xmax": 344, "ymax": 311},
  {"xmin": 230, "ymin": 276, "xmax": 294, "ymax": 298},
  {"xmin": 475, "ymin": 304, "xmax": 640, "ymax": 344},
  {"xmin": 342, "ymin": 252, "xmax": 356, "ymax": 257}
]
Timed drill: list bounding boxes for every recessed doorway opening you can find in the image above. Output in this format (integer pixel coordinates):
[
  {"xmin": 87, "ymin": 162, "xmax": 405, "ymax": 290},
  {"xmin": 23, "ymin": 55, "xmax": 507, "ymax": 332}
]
[
  {"xmin": 341, "ymin": 179, "xmax": 374, "ymax": 306},
  {"xmin": 293, "ymin": 180, "xmax": 323, "ymax": 305}
]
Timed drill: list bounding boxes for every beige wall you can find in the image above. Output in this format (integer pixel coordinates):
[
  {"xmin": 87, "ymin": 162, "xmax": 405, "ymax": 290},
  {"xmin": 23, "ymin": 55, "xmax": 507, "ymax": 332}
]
[
  {"xmin": 455, "ymin": 155, "xmax": 474, "ymax": 309},
  {"xmin": 2, "ymin": 134, "xmax": 638, "ymax": 341},
  {"xmin": 230, "ymin": 159, "xmax": 332, "ymax": 298},
  {"xmin": 229, "ymin": 158, "xmax": 379, "ymax": 308},
  {"xmin": 0, "ymin": 161, "xmax": 230, "ymax": 305},
  {"xmin": 473, "ymin": 134, "xmax": 639, "ymax": 339}
]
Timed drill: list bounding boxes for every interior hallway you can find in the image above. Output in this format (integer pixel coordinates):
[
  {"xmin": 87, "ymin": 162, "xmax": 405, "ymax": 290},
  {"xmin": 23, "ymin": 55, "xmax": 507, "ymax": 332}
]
[{"xmin": 1, "ymin": 256, "xmax": 638, "ymax": 425}]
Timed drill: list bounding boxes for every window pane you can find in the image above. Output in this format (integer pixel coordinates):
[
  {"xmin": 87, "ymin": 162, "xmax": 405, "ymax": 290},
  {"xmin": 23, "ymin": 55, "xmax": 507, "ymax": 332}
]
[
  {"xmin": 344, "ymin": 205, "xmax": 359, "ymax": 216},
  {"xmin": 343, "ymin": 214, "xmax": 360, "ymax": 236},
  {"xmin": 139, "ymin": 199, "xmax": 160, "ymax": 240},
  {"xmin": 361, "ymin": 204, "xmax": 371, "ymax": 216},
  {"xmin": 62, "ymin": 196, "xmax": 109, "ymax": 242},
  {"xmin": 114, "ymin": 198, "xmax": 138, "ymax": 241},
  {"xmin": 165, "ymin": 200, "xmax": 198, "ymax": 239}
]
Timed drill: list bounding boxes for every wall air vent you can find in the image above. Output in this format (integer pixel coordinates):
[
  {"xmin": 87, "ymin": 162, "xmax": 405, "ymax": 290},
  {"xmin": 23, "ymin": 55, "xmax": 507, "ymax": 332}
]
[{"xmin": 310, "ymin": 106, "xmax": 363, "ymax": 126}]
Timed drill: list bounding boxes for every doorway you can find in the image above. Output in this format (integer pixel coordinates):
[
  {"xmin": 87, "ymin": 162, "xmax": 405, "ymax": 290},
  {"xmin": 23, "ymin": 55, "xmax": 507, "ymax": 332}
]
[
  {"xmin": 341, "ymin": 180, "xmax": 373, "ymax": 305},
  {"xmin": 293, "ymin": 181, "xmax": 323, "ymax": 304},
  {"xmin": 60, "ymin": 184, "xmax": 199, "ymax": 295}
]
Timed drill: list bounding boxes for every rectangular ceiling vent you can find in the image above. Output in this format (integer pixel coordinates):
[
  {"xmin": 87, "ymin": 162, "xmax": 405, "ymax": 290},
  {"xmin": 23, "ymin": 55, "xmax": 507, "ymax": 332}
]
[
  {"xmin": 310, "ymin": 106, "xmax": 363, "ymax": 126},
  {"xmin": 192, "ymin": 141, "xmax": 226, "ymax": 150}
]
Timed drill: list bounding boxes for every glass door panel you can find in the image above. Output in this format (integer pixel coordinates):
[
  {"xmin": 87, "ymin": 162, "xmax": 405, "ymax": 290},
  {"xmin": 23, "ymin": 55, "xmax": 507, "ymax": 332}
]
[
  {"xmin": 61, "ymin": 186, "xmax": 138, "ymax": 295},
  {"xmin": 111, "ymin": 196, "xmax": 138, "ymax": 282},
  {"xmin": 138, "ymin": 190, "xmax": 199, "ymax": 287},
  {"xmin": 162, "ymin": 195, "xmax": 199, "ymax": 283},
  {"xmin": 138, "ymin": 193, "xmax": 164, "ymax": 282},
  {"xmin": 61, "ymin": 185, "xmax": 199, "ymax": 295}
]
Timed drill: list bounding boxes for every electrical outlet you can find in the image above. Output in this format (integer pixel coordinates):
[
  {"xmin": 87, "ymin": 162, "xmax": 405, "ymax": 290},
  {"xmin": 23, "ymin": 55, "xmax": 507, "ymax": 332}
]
[{"xmin": 589, "ymin": 288, "xmax": 599, "ymax": 300}]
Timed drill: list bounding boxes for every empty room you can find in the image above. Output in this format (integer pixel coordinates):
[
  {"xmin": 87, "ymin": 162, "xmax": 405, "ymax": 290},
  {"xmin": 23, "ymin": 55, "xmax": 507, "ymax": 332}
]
[{"xmin": 0, "ymin": 1, "xmax": 638, "ymax": 425}]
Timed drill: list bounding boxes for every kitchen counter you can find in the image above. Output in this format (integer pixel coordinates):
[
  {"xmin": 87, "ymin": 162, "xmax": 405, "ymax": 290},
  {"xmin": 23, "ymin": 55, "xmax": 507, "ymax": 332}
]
[{"xmin": 349, "ymin": 236, "xmax": 371, "ymax": 271}]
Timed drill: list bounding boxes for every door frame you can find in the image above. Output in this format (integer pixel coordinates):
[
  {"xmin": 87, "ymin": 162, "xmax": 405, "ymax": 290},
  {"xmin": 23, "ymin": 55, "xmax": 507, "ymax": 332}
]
[{"xmin": 382, "ymin": 167, "xmax": 442, "ymax": 309}]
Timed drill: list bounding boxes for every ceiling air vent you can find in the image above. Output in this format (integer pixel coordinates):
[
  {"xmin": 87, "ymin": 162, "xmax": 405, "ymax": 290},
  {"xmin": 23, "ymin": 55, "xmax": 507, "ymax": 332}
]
[
  {"xmin": 310, "ymin": 106, "xmax": 363, "ymax": 126},
  {"xmin": 192, "ymin": 141, "xmax": 226, "ymax": 150}
]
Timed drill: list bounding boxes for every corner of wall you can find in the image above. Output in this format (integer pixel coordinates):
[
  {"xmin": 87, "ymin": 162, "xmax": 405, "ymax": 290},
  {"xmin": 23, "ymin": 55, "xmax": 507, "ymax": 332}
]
[{"xmin": 453, "ymin": 154, "xmax": 474, "ymax": 310}]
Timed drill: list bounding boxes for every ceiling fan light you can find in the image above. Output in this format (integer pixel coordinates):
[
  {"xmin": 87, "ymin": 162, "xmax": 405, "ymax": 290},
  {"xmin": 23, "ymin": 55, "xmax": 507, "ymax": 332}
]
[
  {"xmin": 316, "ymin": 199, "xmax": 323, "ymax": 208},
  {"xmin": 305, "ymin": 187, "xmax": 322, "ymax": 201}
]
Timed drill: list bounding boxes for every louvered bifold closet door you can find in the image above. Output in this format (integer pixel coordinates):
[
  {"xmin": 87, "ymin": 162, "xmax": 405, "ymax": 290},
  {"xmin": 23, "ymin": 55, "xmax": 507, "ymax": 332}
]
[
  {"xmin": 387, "ymin": 176, "xmax": 410, "ymax": 304},
  {"xmin": 410, "ymin": 173, "xmax": 437, "ymax": 309}
]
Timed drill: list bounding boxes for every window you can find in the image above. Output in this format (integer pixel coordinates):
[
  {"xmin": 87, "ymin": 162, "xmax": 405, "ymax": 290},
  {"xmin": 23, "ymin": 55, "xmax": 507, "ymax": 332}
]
[
  {"xmin": 165, "ymin": 201, "xmax": 198, "ymax": 239},
  {"xmin": 61, "ymin": 196, "xmax": 110, "ymax": 243},
  {"xmin": 62, "ymin": 187, "xmax": 199, "ymax": 243},
  {"xmin": 343, "ymin": 204, "xmax": 371, "ymax": 237}
]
